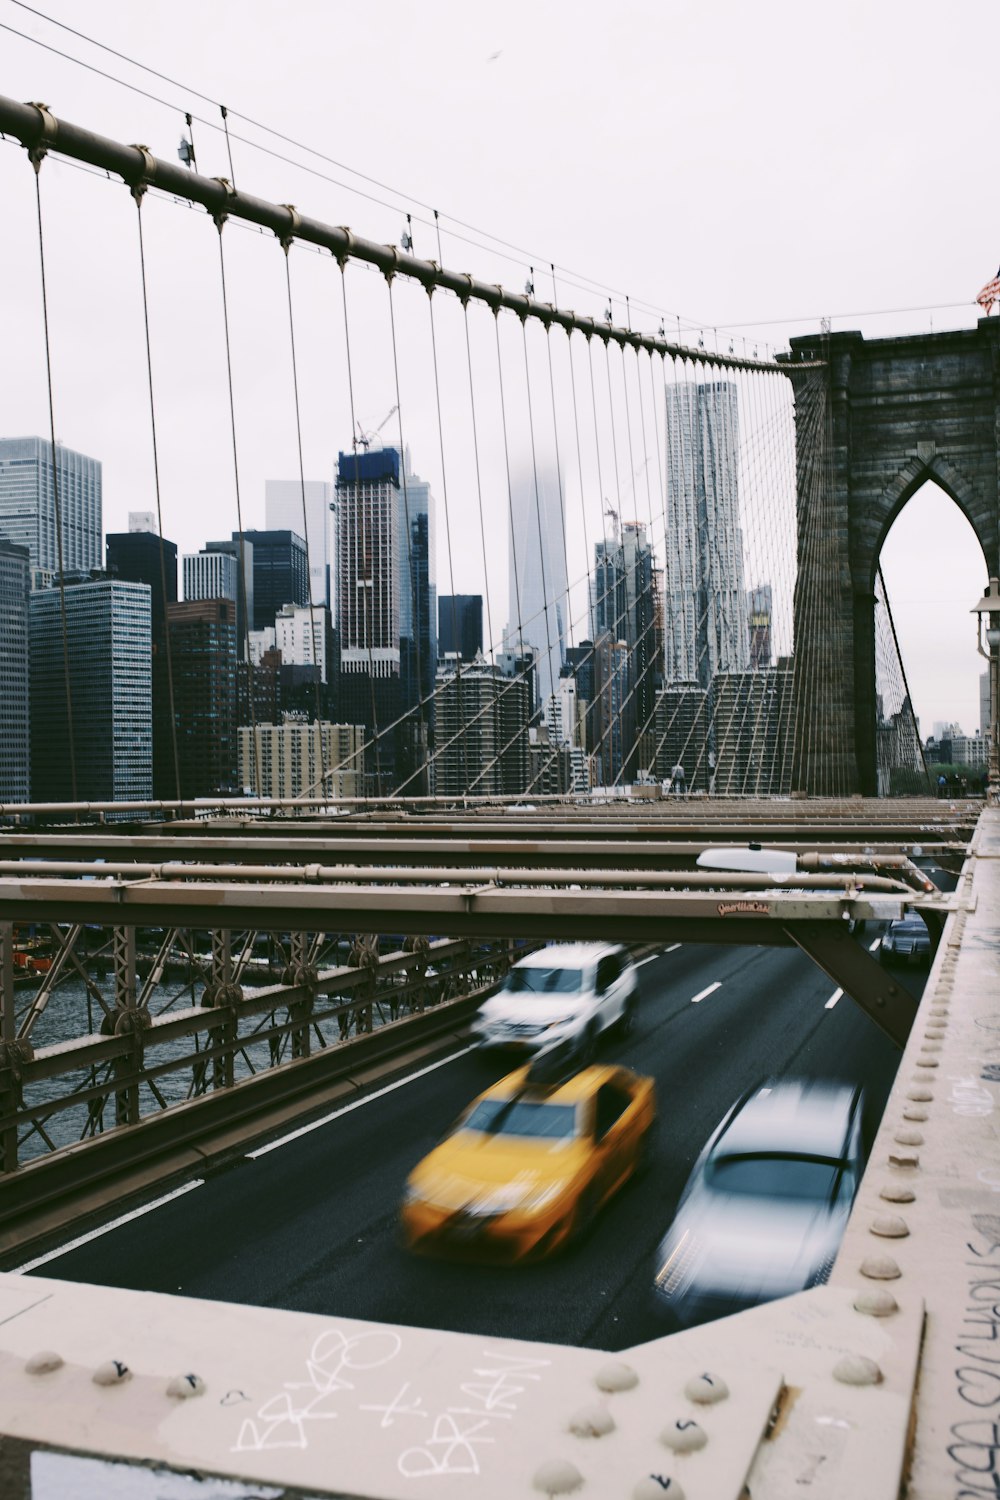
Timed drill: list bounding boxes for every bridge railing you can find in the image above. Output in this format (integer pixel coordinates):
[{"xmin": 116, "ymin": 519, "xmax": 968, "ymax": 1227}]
[{"xmin": 0, "ymin": 930, "xmax": 517, "ymax": 1252}]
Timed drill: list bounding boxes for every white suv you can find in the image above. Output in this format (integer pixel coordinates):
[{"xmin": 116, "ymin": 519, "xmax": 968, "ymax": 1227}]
[{"xmin": 472, "ymin": 943, "xmax": 639, "ymax": 1062}]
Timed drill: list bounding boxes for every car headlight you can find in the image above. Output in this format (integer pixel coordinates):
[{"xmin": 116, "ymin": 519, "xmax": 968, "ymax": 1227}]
[{"xmin": 520, "ymin": 1180, "xmax": 568, "ymax": 1212}]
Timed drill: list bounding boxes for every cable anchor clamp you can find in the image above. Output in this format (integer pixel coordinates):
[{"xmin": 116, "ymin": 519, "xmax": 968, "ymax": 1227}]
[
  {"xmin": 25, "ymin": 102, "xmax": 57, "ymax": 173},
  {"xmin": 212, "ymin": 177, "xmax": 236, "ymax": 231},
  {"xmin": 278, "ymin": 204, "xmax": 300, "ymax": 254},
  {"xmin": 334, "ymin": 228, "xmax": 354, "ymax": 270},
  {"xmin": 127, "ymin": 145, "xmax": 156, "ymax": 204}
]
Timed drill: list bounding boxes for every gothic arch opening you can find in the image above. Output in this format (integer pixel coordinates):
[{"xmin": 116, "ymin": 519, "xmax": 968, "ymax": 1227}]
[{"xmin": 878, "ymin": 481, "xmax": 989, "ymax": 781}]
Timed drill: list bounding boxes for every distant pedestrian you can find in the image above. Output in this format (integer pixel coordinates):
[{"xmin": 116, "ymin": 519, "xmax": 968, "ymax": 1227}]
[
  {"xmin": 937, "ymin": 774, "xmax": 947, "ymax": 799},
  {"xmin": 671, "ymin": 763, "xmax": 687, "ymax": 796}
]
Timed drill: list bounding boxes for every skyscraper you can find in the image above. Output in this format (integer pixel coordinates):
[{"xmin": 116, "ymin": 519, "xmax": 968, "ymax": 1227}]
[
  {"xmin": 664, "ymin": 381, "xmax": 749, "ymax": 688},
  {"xmin": 30, "ymin": 580, "xmax": 151, "ymax": 802},
  {"xmin": 0, "ymin": 541, "xmax": 30, "ymax": 801},
  {"xmin": 334, "ymin": 446, "xmax": 436, "ymax": 793},
  {"xmin": 167, "ymin": 599, "xmax": 238, "ymax": 797},
  {"xmin": 434, "ymin": 655, "xmax": 529, "ymax": 797},
  {"xmin": 336, "ymin": 448, "xmax": 402, "ymax": 792},
  {"xmin": 591, "ymin": 522, "xmax": 660, "ymax": 761},
  {"xmin": 748, "ymin": 583, "xmax": 773, "ymax": 669},
  {"xmin": 265, "ymin": 479, "xmax": 334, "ymax": 608},
  {"xmin": 394, "ymin": 453, "xmax": 436, "ymax": 735},
  {"xmin": 184, "ymin": 548, "xmax": 239, "ymax": 608},
  {"xmin": 505, "ymin": 467, "xmax": 567, "ymax": 708},
  {"xmin": 0, "ymin": 437, "xmax": 102, "ymax": 575},
  {"xmin": 107, "ymin": 527, "xmax": 179, "ymax": 798},
  {"xmin": 241, "ymin": 530, "xmax": 309, "ymax": 630},
  {"xmin": 439, "ymin": 595, "xmax": 483, "ymax": 662}
]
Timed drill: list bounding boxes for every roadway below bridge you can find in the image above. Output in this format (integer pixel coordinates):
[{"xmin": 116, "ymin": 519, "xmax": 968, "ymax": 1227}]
[{"xmin": 21, "ymin": 935, "xmax": 922, "ymax": 1350}]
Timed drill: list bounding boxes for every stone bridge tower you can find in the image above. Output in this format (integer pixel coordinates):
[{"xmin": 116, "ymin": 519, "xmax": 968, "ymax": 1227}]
[{"xmin": 781, "ymin": 322, "xmax": 1000, "ymax": 795}]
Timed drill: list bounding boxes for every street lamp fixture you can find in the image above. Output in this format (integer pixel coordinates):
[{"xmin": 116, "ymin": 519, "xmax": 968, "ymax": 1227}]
[{"xmin": 970, "ymin": 575, "xmax": 1000, "ymax": 802}]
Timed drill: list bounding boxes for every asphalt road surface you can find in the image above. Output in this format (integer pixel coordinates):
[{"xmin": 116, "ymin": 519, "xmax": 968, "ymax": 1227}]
[{"xmin": 26, "ymin": 936, "xmax": 918, "ymax": 1351}]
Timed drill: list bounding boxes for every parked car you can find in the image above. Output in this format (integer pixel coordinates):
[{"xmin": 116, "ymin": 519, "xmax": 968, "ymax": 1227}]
[
  {"xmin": 471, "ymin": 943, "xmax": 639, "ymax": 1062},
  {"xmin": 879, "ymin": 914, "xmax": 931, "ymax": 966},
  {"xmin": 652, "ymin": 1079, "xmax": 864, "ymax": 1325},
  {"xmin": 401, "ymin": 1061, "xmax": 656, "ymax": 1261}
]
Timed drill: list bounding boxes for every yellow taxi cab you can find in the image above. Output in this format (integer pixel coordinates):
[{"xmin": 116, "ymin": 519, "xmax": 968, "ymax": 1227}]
[{"xmin": 400, "ymin": 1059, "xmax": 656, "ymax": 1262}]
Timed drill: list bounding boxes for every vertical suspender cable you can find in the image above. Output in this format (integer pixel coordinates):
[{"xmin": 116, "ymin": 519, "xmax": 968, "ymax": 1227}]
[
  {"xmin": 520, "ymin": 320, "xmax": 557, "ymax": 792},
  {"xmin": 31, "ymin": 163, "xmax": 77, "ymax": 801},
  {"xmin": 214, "ymin": 219, "xmax": 261, "ymax": 799},
  {"xmin": 338, "ymin": 261, "xmax": 382, "ymax": 798},
  {"xmin": 425, "ymin": 292, "xmax": 471, "ymax": 798},
  {"xmin": 281, "ymin": 242, "xmax": 326, "ymax": 760},
  {"xmin": 387, "ymin": 276, "xmax": 430, "ymax": 794},
  {"xmin": 133, "ymin": 188, "xmax": 181, "ymax": 801}
]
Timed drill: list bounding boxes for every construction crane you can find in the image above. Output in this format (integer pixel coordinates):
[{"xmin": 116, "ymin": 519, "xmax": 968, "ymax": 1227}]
[
  {"xmin": 355, "ymin": 405, "xmax": 399, "ymax": 451},
  {"xmin": 604, "ymin": 501, "xmax": 620, "ymax": 539}
]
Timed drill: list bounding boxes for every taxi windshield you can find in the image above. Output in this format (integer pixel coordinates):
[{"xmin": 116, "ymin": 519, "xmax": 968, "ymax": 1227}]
[{"xmin": 462, "ymin": 1097, "xmax": 578, "ymax": 1141}]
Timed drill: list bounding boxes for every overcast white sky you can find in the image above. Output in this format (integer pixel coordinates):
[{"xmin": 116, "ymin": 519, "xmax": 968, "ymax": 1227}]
[{"xmin": 0, "ymin": 0, "xmax": 995, "ymax": 737}]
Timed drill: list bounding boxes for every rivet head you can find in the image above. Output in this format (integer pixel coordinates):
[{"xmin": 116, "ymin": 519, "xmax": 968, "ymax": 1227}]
[
  {"xmin": 834, "ymin": 1354, "xmax": 882, "ymax": 1386},
  {"xmin": 595, "ymin": 1360, "xmax": 638, "ymax": 1392},
  {"xmin": 902, "ymin": 1106, "xmax": 929, "ymax": 1122},
  {"xmin": 854, "ymin": 1289, "xmax": 899, "ymax": 1317},
  {"xmin": 167, "ymin": 1373, "xmax": 205, "ymax": 1399},
  {"xmin": 919, "ymin": 1043, "xmax": 942, "ymax": 1054},
  {"xmin": 928, "ymin": 1007, "xmax": 949, "ymax": 1016},
  {"xmin": 871, "ymin": 1214, "xmax": 909, "ymax": 1238},
  {"xmin": 635, "ymin": 1477, "xmax": 686, "ymax": 1500},
  {"xmin": 889, "ymin": 1150, "xmax": 920, "ymax": 1168},
  {"xmin": 894, "ymin": 1129, "xmax": 924, "ymax": 1146},
  {"xmin": 660, "ymin": 1418, "xmax": 707, "ymax": 1453},
  {"xmin": 533, "ymin": 1459, "xmax": 584, "ymax": 1495},
  {"xmin": 879, "ymin": 1183, "xmax": 915, "ymax": 1203},
  {"xmin": 906, "ymin": 1088, "xmax": 933, "ymax": 1102},
  {"xmin": 860, "ymin": 1254, "xmax": 902, "ymax": 1280},
  {"xmin": 25, "ymin": 1350, "xmax": 63, "ymax": 1375},
  {"xmin": 915, "ymin": 1059, "xmax": 939, "ymax": 1069},
  {"xmin": 568, "ymin": 1404, "xmax": 615, "ymax": 1438},
  {"xmin": 93, "ymin": 1359, "xmax": 131, "ymax": 1386},
  {"xmin": 684, "ymin": 1372, "xmax": 728, "ymax": 1404},
  {"xmin": 924, "ymin": 1028, "xmax": 946, "ymax": 1038}
]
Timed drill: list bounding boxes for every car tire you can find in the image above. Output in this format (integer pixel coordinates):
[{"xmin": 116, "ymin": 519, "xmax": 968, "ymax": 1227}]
[
  {"xmin": 616, "ymin": 992, "xmax": 638, "ymax": 1039},
  {"xmin": 572, "ymin": 1185, "xmax": 600, "ymax": 1244},
  {"xmin": 577, "ymin": 1023, "xmax": 598, "ymax": 1066},
  {"xmin": 634, "ymin": 1120, "xmax": 657, "ymax": 1179}
]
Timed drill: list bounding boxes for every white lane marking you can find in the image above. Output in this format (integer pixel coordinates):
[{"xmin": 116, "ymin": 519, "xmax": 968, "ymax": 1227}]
[
  {"xmin": 869, "ymin": 938, "xmax": 881, "ymax": 952},
  {"xmin": 248, "ymin": 1045, "xmax": 476, "ymax": 1159},
  {"xmin": 825, "ymin": 988, "xmax": 844, "ymax": 1010},
  {"xmin": 664, "ymin": 943, "xmax": 682, "ymax": 953},
  {"xmin": 636, "ymin": 954, "xmax": 660, "ymax": 967},
  {"xmin": 690, "ymin": 982, "xmax": 722, "ymax": 1004},
  {"xmin": 12, "ymin": 1181, "xmax": 204, "ymax": 1274}
]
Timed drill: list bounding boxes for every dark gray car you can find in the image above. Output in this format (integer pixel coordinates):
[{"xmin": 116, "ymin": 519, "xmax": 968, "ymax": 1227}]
[{"xmin": 879, "ymin": 914, "xmax": 931, "ymax": 966}]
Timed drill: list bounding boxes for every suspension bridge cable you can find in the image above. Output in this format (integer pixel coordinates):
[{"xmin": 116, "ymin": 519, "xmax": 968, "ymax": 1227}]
[
  {"xmin": 132, "ymin": 187, "xmax": 181, "ymax": 800},
  {"xmin": 337, "ymin": 259, "xmax": 382, "ymax": 798},
  {"xmin": 423, "ymin": 288, "xmax": 469, "ymax": 799},
  {"xmin": 30, "ymin": 157, "xmax": 77, "ymax": 801},
  {"xmin": 281, "ymin": 241, "xmax": 326, "ymax": 751},
  {"xmin": 3, "ymin": 6, "xmax": 716, "ymax": 341},
  {"xmin": 214, "ymin": 216, "xmax": 261, "ymax": 798},
  {"xmin": 386, "ymin": 276, "xmax": 430, "ymax": 793}
]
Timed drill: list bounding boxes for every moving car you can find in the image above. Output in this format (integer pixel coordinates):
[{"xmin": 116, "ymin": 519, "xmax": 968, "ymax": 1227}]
[
  {"xmin": 471, "ymin": 943, "xmax": 639, "ymax": 1061},
  {"xmin": 652, "ymin": 1079, "xmax": 864, "ymax": 1325},
  {"xmin": 879, "ymin": 913, "xmax": 931, "ymax": 966},
  {"xmin": 401, "ymin": 1060, "xmax": 656, "ymax": 1262}
]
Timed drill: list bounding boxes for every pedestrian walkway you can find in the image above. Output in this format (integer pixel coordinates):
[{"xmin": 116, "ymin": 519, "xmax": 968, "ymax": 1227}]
[{"xmin": 831, "ymin": 806, "xmax": 1000, "ymax": 1499}]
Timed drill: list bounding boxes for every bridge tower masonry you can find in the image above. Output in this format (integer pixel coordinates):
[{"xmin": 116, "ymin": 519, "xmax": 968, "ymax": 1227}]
[{"xmin": 782, "ymin": 321, "xmax": 1000, "ymax": 794}]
